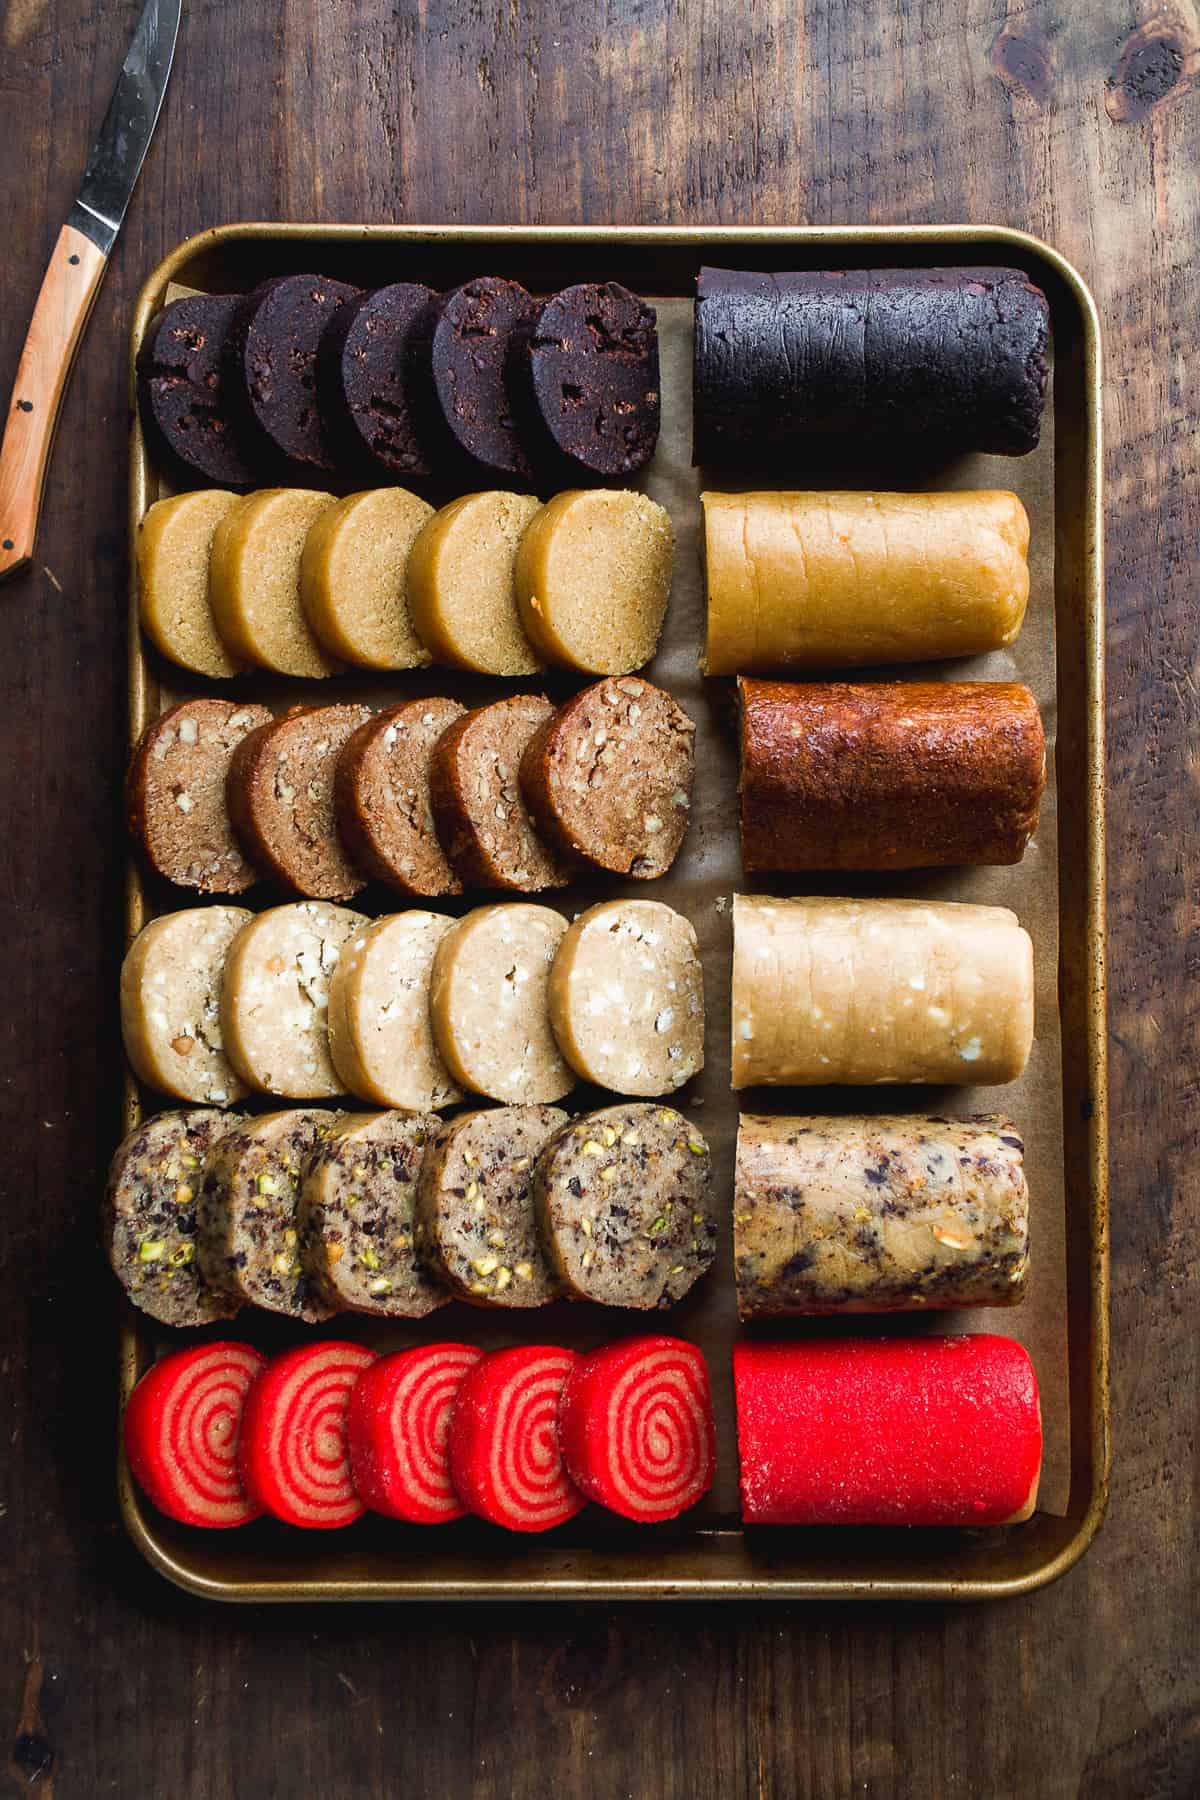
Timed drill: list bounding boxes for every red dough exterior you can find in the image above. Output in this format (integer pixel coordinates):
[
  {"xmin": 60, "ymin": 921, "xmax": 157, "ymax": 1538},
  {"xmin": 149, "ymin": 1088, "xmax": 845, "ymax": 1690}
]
[
  {"xmin": 449, "ymin": 1346, "xmax": 585, "ymax": 1533},
  {"xmin": 559, "ymin": 1337, "xmax": 716, "ymax": 1522},
  {"xmin": 348, "ymin": 1344, "xmax": 483, "ymax": 1524},
  {"xmin": 238, "ymin": 1341, "xmax": 376, "ymax": 1529},
  {"xmin": 733, "ymin": 1335, "xmax": 1042, "ymax": 1527},
  {"xmin": 124, "ymin": 1342, "xmax": 266, "ymax": 1528}
]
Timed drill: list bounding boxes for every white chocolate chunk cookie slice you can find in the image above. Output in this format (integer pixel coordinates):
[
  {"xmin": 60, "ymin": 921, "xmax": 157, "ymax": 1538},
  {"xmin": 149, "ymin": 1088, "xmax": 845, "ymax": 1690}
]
[
  {"xmin": 220, "ymin": 902, "xmax": 368, "ymax": 1099},
  {"xmin": 429, "ymin": 903, "xmax": 575, "ymax": 1105},
  {"xmin": 327, "ymin": 911, "xmax": 463, "ymax": 1111},
  {"xmin": 121, "ymin": 906, "xmax": 253, "ymax": 1104},
  {"xmin": 549, "ymin": 899, "xmax": 705, "ymax": 1095}
]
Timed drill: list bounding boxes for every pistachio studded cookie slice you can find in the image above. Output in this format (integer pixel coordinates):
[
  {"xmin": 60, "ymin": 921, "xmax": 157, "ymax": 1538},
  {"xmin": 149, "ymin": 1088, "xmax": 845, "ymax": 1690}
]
[
  {"xmin": 105, "ymin": 1110, "xmax": 242, "ymax": 1327},
  {"xmin": 534, "ymin": 1104, "xmax": 716, "ymax": 1310}
]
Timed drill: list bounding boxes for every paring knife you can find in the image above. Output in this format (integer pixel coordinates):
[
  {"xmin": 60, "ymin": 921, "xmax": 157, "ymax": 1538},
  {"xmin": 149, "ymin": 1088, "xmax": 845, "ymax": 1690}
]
[{"xmin": 0, "ymin": 0, "xmax": 182, "ymax": 583}]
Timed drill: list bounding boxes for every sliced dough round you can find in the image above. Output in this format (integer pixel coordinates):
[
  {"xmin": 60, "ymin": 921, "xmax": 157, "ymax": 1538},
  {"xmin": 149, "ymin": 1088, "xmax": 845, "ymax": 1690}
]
[
  {"xmin": 430, "ymin": 694, "xmax": 569, "ymax": 892},
  {"xmin": 137, "ymin": 490, "xmax": 246, "ymax": 678},
  {"xmin": 220, "ymin": 902, "xmax": 368, "ymax": 1098},
  {"xmin": 533, "ymin": 1104, "xmax": 716, "ymax": 1309},
  {"xmin": 429, "ymin": 903, "xmax": 574, "ymax": 1104},
  {"xmin": 196, "ymin": 1108, "xmax": 340, "ymax": 1322},
  {"xmin": 121, "ymin": 906, "xmax": 253, "ymax": 1104},
  {"xmin": 334, "ymin": 698, "xmax": 465, "ymax": 898},
  {"xmin": 226, "ymin": 703, "xmax": 372, "ymax": 900},
  {"xmin": 298, "ymin": 1111, "xmax": 448, "ymax": 1318},
  {"xmin": 515, "ymin": 488, "xmax": 675, "ymax": 675},
  {"xmin": 327, "ymin": 911, "xmax": 462, "ymax": 1110},
  {"xmin": 299, "ymin": 487, "xmax": 434, "ymax": 669},
  {"xmin": 416, "ymin": 1106, "xmax": 567, "ymax": 1307},
  {"xmin": 126, "ymin": 699, "xmax": 272, "ymax": 894},
  {"xmin": 406, "ymin": 491, "xmax": 543, "ymax": 674},
  {"xmin": 208, "ymin": 488, "xmax": 340, "ymax": 677},
  {"xmin": 549, "ymin": 900, "xmax": 705, "ymax": 1095}
]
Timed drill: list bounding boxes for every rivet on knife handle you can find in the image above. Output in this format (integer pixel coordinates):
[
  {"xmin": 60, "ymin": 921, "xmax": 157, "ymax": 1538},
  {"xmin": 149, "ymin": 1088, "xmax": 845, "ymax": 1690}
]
[{"xmin": 0, "ymin": 225, "xmax": 107, "ymax": 583}]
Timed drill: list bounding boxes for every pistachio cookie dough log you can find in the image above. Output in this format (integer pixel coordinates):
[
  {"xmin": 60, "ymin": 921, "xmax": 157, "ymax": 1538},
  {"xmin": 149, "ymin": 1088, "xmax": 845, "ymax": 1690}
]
[
  {"xmin": 220, "ymin": 902, "xmax": 368, "ymax": 1099},
  {"xmin": 226, "ymin": 273, "xmax": 359, "ymax": 473},
  {"xmin": 334, "ymin": 699, "xmax": 465, "ymax": 899},
  {"xmin": 105, "ymin": 1110, "xmax": 242, "ymax": 1327},
  {"xmin": 405, "ymin": 491, "xmax": 544, "ymax": 675},
  {"xmin": 326, "ymin": 912, "xmax": 462, "ymax": 1111},
  {"xmin": 416, "ymin": 1106, "xmax": 567, "ymax": 1306},
  {"xmin": 534, "ymin": 1105, "xmax": 716, "ymax": 1310},
  {"xmin": 738, "ymin": 678, "xmax": 1047, "ymax": 871},
  {"xmin": 208, "ymin": 489, "xmax": 341, "ymax": 678},
  {"xmin": 429, "ymin": 904, "xmax": 575, "ymax": 1105},
  {"xmin": 126, "ymin": 699, "xmax": 273, "ymax": 894},
  {"xmin": 548, "ymin": 900, "xmax": 705, "ymax": 1096},
  {"xmin": 730, "ymin": 895, "xmax": 1035, "ymax": 1088},
  {"xmin": 196, "ymin": 1109, "xmax": 339, "ymax": 1322},
  {"xmin": 121, "ymin": 907, "xmax": 253, "ymax": 1105},
  {"xmin": 430, "ymin": 695, "xmax": 570, "ymax": 892},
  {"xmin": 298, "ymin": 1111, "xmax": 448, "ymax": 1318},
  {"xmin": 316, "ymin": 281, "xmax": 438, "ymax": 480},
  {"xmin": 136, "ymin": 491, "xmax": 246, "ymax": 679},
  {"xmin": 226, "ymin": 703, "xmax": 372, "ymax": 901},
  {"xmin": 702, "ymin": 490, "xmax": 1031, "ymax": 675},
  {"xmin": 515, "ymin": 489, "xmax": 675, "ymax": 676},
  {"xmin": 299, "ymin": 487, "xmax": 434, "ymax": 670},
  {"xmin": 137, "ymin": 294, "xmax": 261, "ymax": 489},
  {"xmin": 734, "ymin": 1114, "xmax": 1030, "ymax": 1318},
  {"xmin": 520, "ymin": 677, "xmax": 695, "ymax": 879}
]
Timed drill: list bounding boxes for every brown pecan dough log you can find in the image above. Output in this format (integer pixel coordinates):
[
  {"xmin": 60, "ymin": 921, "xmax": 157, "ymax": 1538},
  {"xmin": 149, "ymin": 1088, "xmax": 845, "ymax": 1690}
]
[
  {"xmin": 734, "ymin": 1113, "xmax": 1030, "ymax": 1317},
  {"xmin": 335, "ymin": 698, "xmax": 465, "ymax": 899},
  {"xmin": 227, "ymin": 703, "xmax": 372, "ymax": 900},
  {"xmin": 126, "ymin": 699, "xmax": 272, "ymax": 894},
  {"xmin": 430, "ymin": 694, "xmax": 570, "ymax": 892}
]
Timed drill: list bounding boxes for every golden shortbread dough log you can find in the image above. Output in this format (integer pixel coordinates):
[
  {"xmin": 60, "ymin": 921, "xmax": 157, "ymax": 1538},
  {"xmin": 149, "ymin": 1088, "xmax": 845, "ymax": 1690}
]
[
  {"xmin": 136, "ymin": 490, "xmax": 245, "ymax": 679},
  {"xmin": 208, "ymin": 488, "xmax": 340, "ymax": 678},
  {"xmin": 406, "ymin": 490, "xmax": 543, "ymax": 675},
  {"xmin": 299, "ymin": 486, "xmax": 434, "ymax": 669}
]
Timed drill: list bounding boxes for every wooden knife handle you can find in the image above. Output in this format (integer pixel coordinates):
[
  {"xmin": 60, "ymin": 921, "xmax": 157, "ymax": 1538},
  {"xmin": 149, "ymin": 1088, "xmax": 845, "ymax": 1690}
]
[{"xmin": 0, "ymin": 224, "xmax": 107, "ymax": 583}]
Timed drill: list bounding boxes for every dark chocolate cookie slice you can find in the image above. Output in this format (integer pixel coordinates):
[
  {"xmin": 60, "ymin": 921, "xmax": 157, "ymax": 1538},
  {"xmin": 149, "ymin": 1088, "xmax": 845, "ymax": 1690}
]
[
  {"xmin": 137, "ymin": 294, "xmax": 260, "ymax": 487},
  {"xmin": 525, "ymin": 282, "xmax": 660, "ymax": 476},
  {"xmin": 228, "ymin": 273, "xmax": 360, "ymax": 473},
  {"xmin": 318, "ymin": 282, "xmax": 438, "ymax": 478},
  {"xmin": 428, "ymin": 277, "xmax": 538, "ymax": 481}
]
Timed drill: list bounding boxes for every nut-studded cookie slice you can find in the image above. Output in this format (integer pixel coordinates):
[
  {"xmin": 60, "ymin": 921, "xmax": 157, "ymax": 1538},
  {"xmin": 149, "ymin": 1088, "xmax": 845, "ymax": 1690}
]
[
  {"xmin": 430, "ymin": 694, "xmax": 570, "ymax": 893},
  {"xmin": 220, "ymin": 902, "xmax": 368, "ymax": 1099},
  {"xmin": 334, "ymin": 698, "xmax": 466, "ymax": 899},
  {"xmin": 227, "ymin": 703, "xmax": 373, "ymax": 901},
  {"xmin": 121, "ymin": 907, "xmax": 253, "ymax": 1105},
  {"xmin": 105, "ymin": 1110, "xmax": 242, "ymax": 1327},
  {"xmin": 126, "ymin": 699, "xmax": 272, "ymax": 894}
]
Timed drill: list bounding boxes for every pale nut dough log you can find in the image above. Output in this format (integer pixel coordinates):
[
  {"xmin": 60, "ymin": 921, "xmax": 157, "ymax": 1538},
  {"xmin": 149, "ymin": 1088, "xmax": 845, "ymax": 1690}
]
[
  {"xmin": 548, "ymin": 899, "xmax": 705, "ymax": 1096},
  {"xmin": 730, "ymin": 895, "xmax": 1034, "ymax": 1088},
  {"xmin": 121, "ymin": 906, "xmax": 253, "ymax": 1104},
  {"xmin": 208, "ymin": 488, "xmax": 341, "ymax": 678},
  {"xmin": 326, "ymin": 911, "xmax": 463, "ymax": 1111},
  {"xmin": 515, "ymin": 488, "xmax": 675, "ymax": 676},
  {"xmin": 220, "ymin": 901, "xmax": 369, "ymax": 1099},
  {"xmin": 429, "ymin": 903, "xmax": 575, "ymax": 1104},
  {"xmin": 702, "ymin": 489, "xmax": 1030, "ymax": 674},
  {"xmin": 733, "ymin": 1112, "xmax": 1030, "ymax": 1317},
  {"xmin": 136, "ymin": 490, "xmax": 246, "ymax": 679},
  {"xmin": 299, "ymin": 486, "xmax": 434, "ymax": 669},
  {"xmin": 405, "ymin": 490, "xmax": 544, "ymax": 675}
]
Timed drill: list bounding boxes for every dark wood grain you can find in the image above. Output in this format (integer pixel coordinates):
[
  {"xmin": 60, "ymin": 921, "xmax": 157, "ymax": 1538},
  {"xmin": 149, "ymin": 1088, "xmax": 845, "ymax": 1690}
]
[{"xmin": 0, "ymin": 0, "xmax": 1195, "ymax": 1793}]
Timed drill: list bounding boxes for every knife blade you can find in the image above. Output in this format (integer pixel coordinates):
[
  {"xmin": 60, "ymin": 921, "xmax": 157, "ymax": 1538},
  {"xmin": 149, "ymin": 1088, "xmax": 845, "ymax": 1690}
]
[{"xmin": 0, "ymin": 0, "xmax": 182, "ymax": 582}]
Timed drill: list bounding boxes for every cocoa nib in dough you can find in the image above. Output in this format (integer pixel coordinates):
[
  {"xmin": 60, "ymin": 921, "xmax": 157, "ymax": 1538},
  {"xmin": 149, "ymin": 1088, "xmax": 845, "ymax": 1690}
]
[
  {"xmin": 525, "ymin": 282, "xmax": 660, "ymax": 477},
  {"xmin": 137, "ymin": 293, "xmax": 261, "ymax": 488},
  {"xmin": 126, "ymin": 699, "xmax": 273, "ymax": 894},
  {"xmin": 298, "ymin": 1112, "xmax": 448, "ymax": 1318},
  {"xmin": 430, "ymin": 694, "xmax": 570, "ymax": 893},
  {"xmin": 105, "ymin": 1109, "xmax": 242, "ymax": 1327},
  {"xmin": 519, "ymin": 676, "xmax": 695, "ymax": 878},
  {"xmin": 228, "ymin": 273, "xmax": 360, "ymax": 473},
  {"xmin": 534, "ymin": 1104, "xmax": 716, "ymax": 1310},
  {"xmin": 317, "ymin": 282, "xmax": 438, "ymax": 479},
  {"xmin": 334, "ymin": 698, "xmax": 465, "ymax": 899},
  {"xmin": 428, "ymin": 277, "xmax": 538, "ymax": 481},
  {"xmin": 416, "ymin": 1106, "xmax": 567, "ymax": 1308},
  {"xmin": 227, "ymin": 704, "xmax": 372, "ymax": 901}
]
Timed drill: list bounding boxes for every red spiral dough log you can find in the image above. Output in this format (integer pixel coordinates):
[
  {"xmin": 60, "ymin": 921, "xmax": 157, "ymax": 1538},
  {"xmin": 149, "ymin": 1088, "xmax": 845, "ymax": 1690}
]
[
  {"xmin": 123, "ymin": 1342, "xmax": 267, "ymax": 1528},
  {"xmin": 733, "ymin": 1334, "xmax": 1043, "ymax": 1527},
  {"xmin": 238, "ymin": 1341, "xmax": 376, "ymax": 1529},
  {"xmin": 449, "ymin": 1346, "xmax": 585, "ymax": 1532},
  {"xmin": 559, "ymin": 1337, "xmax": 716, "ymax": 1522},
  {"xmin": 348, "ymin": 1344, "xmax": 483, "ymax": 1523}
]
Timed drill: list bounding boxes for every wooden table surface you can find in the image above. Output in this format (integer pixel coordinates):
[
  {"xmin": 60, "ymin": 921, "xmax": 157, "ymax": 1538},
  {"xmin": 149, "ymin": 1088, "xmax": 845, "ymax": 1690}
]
[{"xmin": 0, "ymin": 1, "xmax": 1194, "ymax": 1794}]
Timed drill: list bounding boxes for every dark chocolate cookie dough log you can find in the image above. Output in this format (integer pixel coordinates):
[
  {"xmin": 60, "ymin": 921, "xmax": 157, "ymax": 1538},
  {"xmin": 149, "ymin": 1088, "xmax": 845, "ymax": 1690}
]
[
  {"xmin": 426, "ymin": 277, "xmax": 538, "ymax": 482},
  {"xmin": 227, "ymin": 273, "xmax": 360, "ymax": 475},
  {"xmin": 694, "ymin": 265, "xmax": 1049, "ymax": 465},
  {"xmin": 523, "ymin": 282, "xmax": 661, "ymax": 478},
  {"xmin": 317, "ymin": 282, "xmax": 438, "ymax": 480},
  {"xmin": 137, "ymin": 294, "xmax": 260, "ymax": 488}
]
